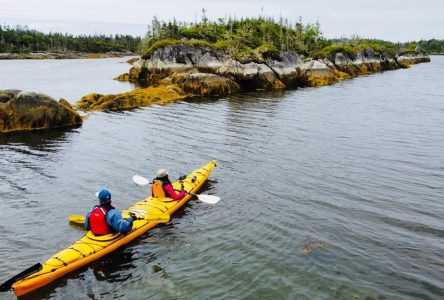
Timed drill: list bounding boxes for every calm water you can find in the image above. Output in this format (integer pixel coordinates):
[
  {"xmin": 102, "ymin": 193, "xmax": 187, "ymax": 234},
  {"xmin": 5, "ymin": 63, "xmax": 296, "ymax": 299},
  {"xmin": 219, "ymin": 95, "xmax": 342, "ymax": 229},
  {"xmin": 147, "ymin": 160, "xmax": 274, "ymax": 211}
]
[
  {"xmin": 1, "ymin": 57, "xmax": 443, "ymax": 300},
  {"xmin": 0, "ymin": 57, "xmax": 136, "ymax": 101}
]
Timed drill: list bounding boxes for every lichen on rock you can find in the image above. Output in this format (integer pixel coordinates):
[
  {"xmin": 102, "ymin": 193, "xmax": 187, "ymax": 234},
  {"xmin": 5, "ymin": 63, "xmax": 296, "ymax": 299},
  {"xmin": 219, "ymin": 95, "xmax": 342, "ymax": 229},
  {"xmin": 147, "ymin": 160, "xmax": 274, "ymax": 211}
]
[
  {"xmin": 114, "ymin": 73, "xmax": 130, "ymax": 81},
  {"xmin": 82, "ymin": 45, "xmax": 431, "ymax": 112},
  {"xmin": 174, "ymin": 72, "xmax": 240, "ymax": 97},
  {"xmin": 76, "ymin": 84, "xmax": 189, "ymax": 111},
  {"xmin": 0, "ymin": 91, "xmax": 82, "ymax": 133}
]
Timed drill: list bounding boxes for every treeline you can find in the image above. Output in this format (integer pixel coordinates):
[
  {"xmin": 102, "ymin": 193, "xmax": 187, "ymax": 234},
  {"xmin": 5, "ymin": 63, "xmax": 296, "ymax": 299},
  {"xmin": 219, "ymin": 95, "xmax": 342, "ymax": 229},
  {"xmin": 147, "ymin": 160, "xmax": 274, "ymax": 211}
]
[
  {"xmin": 406, "ymin": 39, "xmax": 444, "ymax": 54},
  {"xmin": 0, "ymin": 25, "xmax": 141, "ymax": 53},
  {"xmin": 141, "ymin": 12, "xmax": 437, "ymax": 61},
  {"xmin": 142, "ymin": 12, "xmax": 327, "ymax": 60}
]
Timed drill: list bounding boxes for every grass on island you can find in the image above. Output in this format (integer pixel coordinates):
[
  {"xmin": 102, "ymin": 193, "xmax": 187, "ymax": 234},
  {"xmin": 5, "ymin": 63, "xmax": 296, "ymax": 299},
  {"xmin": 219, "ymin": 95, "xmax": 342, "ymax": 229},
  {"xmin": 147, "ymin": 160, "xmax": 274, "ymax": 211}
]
[{"xmin": 140, "ymin": 13, "xmax": 432, "ymax": 62}]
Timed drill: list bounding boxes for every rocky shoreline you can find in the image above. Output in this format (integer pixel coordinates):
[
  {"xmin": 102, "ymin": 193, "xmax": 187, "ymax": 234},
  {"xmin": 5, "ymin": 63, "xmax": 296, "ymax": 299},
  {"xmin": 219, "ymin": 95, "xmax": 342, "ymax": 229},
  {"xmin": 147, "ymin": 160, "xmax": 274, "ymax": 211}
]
[
  {"xmin": 0, "ymin": 45, "xmax": 430, "ymax": 132},
  {"xmin": 77, "ymin": 45, "xmax": 430, "ymax": 111}
]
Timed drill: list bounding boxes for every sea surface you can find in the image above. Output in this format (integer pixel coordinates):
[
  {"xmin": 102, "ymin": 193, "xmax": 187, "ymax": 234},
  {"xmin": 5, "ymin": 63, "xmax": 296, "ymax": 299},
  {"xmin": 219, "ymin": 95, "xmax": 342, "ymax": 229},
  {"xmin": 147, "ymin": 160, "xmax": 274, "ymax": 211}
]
[{"xmin": 0, "ymin": 56, "xmax": 443, "ymax": 300}]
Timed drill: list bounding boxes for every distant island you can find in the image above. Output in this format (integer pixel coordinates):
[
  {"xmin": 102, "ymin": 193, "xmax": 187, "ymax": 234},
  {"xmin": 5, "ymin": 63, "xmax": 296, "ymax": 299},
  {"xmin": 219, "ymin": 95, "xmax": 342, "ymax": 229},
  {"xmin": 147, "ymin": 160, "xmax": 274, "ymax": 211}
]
[{"xmin": 0, "ymin": 25, "xmax": 141, "ymax": 59}]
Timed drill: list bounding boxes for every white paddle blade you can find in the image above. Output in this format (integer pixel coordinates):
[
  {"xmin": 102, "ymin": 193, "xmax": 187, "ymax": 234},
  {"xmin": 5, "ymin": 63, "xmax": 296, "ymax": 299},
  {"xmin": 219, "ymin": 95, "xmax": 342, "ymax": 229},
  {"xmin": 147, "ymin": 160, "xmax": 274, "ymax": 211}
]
[
  {"xmin": 95, "ymin": 192, "xmax": 99, "ymax": 198},
  {"xmin": 133, "ymin": 175, "xmax": 150, "ymax": 186},
  {"xmin": 196, "ymin": 194, "xmax": 220, "ymax": 204}
]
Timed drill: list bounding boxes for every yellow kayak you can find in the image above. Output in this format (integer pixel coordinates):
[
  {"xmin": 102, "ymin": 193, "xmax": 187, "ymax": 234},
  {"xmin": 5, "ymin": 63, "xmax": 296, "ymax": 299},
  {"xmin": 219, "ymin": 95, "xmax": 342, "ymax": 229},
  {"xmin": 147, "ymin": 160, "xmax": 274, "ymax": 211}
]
[{"xmin": 10, "ymin": 160, "xmax": 217, "ymax": 297}]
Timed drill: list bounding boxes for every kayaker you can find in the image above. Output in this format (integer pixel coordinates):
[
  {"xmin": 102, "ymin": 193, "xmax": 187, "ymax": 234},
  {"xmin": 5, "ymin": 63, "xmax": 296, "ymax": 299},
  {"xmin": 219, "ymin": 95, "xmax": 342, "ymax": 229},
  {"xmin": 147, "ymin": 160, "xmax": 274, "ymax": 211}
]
[
  {"xmin": 151, "ymin": 169, "xmax": 187, "ymax": 200},
  {"xmin": 85, "ymin": 189, "xmax": 135, "ymax": 235}
]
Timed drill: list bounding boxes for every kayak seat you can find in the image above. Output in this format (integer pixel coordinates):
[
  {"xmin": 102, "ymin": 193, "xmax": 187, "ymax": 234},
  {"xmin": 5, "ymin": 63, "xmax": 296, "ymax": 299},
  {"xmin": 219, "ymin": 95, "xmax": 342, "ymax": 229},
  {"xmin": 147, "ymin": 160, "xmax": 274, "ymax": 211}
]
[{"xmin": 86, "ymin": 231, "xmax": 122, "ymax": 242}]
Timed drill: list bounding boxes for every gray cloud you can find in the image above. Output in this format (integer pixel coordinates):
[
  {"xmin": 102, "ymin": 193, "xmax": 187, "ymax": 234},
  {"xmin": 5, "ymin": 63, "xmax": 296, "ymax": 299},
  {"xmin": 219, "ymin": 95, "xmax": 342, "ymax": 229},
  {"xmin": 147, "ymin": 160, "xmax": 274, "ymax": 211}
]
[{"xmin": 1, "ymin": 0, "xmax": 442, "ymax": 41}]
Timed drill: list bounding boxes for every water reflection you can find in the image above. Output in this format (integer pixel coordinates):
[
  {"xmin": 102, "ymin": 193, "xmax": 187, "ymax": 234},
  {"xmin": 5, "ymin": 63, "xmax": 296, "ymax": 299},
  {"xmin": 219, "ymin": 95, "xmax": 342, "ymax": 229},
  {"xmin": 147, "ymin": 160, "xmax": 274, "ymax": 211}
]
[
  {"xmin": 92, "ymin": 249, "xmax": 137, "ymax": 283},
  {"xmin": 0, "ymin": 127, "xmax": 78, "ymax": 149}
]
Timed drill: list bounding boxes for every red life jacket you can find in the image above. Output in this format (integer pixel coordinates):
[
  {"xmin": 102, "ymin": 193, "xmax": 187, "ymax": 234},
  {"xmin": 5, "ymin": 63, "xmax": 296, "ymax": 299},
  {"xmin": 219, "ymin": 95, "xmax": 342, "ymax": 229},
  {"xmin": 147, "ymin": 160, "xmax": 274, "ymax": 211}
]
[{"xmin": 89, "ymin": 206, "xmax": 112, "ymax": 235}]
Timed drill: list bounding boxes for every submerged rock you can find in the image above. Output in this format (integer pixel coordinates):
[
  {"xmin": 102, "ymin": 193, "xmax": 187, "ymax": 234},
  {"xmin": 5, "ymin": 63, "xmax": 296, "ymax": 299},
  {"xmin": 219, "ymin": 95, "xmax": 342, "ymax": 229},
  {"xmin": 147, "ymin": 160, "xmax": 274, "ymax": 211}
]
[
  {"xmin": 126, "ymin": 57, "xmax": 139, "ymax": 65},
  {"xmin": 114, "ymin": 73, "xmax": 130, "ymax": 81},
  {"xmin": 76, "ymin": 84, "xmax": 189, "ymax": 111},
  {"xmin": 302, "ymin": 239, "xmax": 333, "ymax": 254},
  {"xmin": 0, "ymin": 91, "xmax": 82, "ymax": 133},
  {"xmin": 81, "ymin": 70, "xmax": 240, "ymax": 111}
]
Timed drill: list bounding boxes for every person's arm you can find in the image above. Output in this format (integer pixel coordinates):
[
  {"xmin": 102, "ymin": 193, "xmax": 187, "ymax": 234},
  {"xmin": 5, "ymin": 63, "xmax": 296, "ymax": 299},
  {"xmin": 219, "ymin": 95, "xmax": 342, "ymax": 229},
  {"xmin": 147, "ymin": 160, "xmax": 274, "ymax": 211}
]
[
  {"xmin": 84, "ymin": 211, "xmax": 91, "ymax": 231},
  {"xmin": 164, "ymin": 183, "xmax": 186, "ymax": 200},
  {"xmin": 106, "ymin": 209, "xmax": 134, "ymax": 234}
]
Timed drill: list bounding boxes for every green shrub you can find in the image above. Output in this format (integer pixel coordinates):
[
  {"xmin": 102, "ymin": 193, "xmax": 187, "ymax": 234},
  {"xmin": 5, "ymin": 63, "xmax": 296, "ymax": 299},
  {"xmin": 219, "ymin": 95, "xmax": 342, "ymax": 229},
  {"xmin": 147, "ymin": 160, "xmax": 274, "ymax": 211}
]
[
  {"xmin": 141, "ymin": 39, "xmax": 214, "ymax": 59},
  {"xmin": 255, "ymin": 44, "xmax": 280, "ymax": 60},
  {"xmin": 142, "ymin": 39, "xmax": 180, "ymax": 58},
  {"xmin": 312, "ymin": 45, "xmax": 358, "ymax": 61}
]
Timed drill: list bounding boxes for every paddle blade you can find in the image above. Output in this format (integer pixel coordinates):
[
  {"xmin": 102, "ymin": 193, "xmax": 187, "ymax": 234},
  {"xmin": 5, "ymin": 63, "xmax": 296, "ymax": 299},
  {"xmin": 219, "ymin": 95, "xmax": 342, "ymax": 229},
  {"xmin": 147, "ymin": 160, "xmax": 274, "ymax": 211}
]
[
  {"xmin": 133, "ymin": 175, "xmax": 150, "ymax": 186},
  {"xmin": 0, "ymin": 263, "xmax": 42, "ymax": 292},
  {"xmin": 196, "ymin": 194, "xmax": 220, "ymax": 204},
  {"xmin": 69, "ymin": 215, "xmax": 86, "ymax": 225}
]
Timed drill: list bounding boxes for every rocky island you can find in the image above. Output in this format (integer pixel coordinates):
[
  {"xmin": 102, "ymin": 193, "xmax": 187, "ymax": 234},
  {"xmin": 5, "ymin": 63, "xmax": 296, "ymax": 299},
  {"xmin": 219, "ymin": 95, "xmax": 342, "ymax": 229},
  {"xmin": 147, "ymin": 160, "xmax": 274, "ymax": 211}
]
[
  {"xmin": 76, "ymin": 17, "xmax": 430, "ymax": 111},
  {"xmin": 77, "ymin": 46, "xmax": 429, "ymax": 111},
  {"xmin": 0, "ymin": 17, "xmax": 433, "ymax": 131}
]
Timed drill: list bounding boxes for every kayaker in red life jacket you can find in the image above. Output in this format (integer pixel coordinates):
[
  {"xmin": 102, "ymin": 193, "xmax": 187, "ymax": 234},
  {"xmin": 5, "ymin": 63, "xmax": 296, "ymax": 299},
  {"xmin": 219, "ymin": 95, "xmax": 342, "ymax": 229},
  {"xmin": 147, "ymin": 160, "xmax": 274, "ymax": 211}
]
[
  {"xmin": 85, "ymin": 189, "xmax": 135, "ymax": 235},
  {"xmin": 151, "ymin": 169, "xmax": 186, "ymax": 200}
]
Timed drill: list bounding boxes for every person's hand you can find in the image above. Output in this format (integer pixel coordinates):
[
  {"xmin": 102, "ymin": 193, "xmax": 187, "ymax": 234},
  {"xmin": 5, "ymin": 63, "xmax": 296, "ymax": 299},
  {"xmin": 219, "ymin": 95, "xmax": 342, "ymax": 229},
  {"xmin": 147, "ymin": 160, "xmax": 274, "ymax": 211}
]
[{"xmin": 129, "ymin": 212, "xmax": 137, "ymax": 220}]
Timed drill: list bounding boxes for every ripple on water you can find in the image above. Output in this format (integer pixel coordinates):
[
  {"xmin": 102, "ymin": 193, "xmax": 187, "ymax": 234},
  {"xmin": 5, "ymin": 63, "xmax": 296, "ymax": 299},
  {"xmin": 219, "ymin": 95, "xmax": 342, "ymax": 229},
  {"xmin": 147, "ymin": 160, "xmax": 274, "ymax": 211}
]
[{"xmin": 1, "ymin": 58, "xmax": 444, "ymax": 299}]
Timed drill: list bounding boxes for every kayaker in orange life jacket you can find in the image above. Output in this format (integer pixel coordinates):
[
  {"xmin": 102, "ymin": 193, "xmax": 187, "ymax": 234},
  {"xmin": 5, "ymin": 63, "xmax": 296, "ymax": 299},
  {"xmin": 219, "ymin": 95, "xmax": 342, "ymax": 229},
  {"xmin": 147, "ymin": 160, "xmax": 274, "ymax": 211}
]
[
  {"xmin": 151, "ymin": 169, "xmax": 186, "ymax": 200},
  {"xmin": 85, "ymin": 189, "xmax": 135, "ymax": 235}
]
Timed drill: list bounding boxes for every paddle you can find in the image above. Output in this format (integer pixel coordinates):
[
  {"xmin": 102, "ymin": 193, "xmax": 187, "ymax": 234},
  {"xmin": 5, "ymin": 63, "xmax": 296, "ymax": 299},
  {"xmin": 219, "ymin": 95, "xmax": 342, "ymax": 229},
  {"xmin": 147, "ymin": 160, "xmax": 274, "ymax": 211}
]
[
  {"xmin": 0, "ymin": 263, "xmax": 42, "ymax": 292},
  {"xmin": 69, "ymin": 211, "xmax": 170, "ymax": 226},
  {"xmin": 132, "ymin": 175, "xmax": 220, "ymax": 204}
]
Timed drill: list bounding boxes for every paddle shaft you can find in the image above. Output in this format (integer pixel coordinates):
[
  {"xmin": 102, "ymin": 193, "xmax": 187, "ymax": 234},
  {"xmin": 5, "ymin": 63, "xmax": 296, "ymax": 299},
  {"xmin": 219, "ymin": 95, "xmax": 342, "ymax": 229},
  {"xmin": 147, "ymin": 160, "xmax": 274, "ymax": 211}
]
[
  {"xmin": 0, "ymin": 263, "xmax": 42, "ymax": 292},
  {"xmin": 133, "ymin": 175, "xmax": 219, "ymax": 204}
]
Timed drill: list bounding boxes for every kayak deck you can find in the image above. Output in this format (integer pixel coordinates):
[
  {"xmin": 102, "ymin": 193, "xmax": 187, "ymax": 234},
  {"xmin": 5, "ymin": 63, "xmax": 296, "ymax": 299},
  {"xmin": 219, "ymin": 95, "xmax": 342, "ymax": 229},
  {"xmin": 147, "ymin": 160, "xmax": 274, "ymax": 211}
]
[{"xmin": 12, "ymin": 160, "xmax": 216, "ymax": 297}]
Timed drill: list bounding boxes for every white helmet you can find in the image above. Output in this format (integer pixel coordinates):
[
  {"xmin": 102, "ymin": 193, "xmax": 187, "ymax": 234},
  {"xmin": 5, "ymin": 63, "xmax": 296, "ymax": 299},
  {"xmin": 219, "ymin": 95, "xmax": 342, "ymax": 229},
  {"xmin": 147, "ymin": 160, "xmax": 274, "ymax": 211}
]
[{"xmin": 156, "ymin": 169, "xmax": 167, "ymax": 178}]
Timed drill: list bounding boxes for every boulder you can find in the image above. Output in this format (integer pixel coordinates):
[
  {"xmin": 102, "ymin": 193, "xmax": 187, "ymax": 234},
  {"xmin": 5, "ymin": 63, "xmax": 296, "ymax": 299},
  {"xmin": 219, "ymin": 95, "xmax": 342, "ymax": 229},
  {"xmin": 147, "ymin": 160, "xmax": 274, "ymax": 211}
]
[
  {"xmin": 217, "ymin": 59, "xmax": 284, "ymax": 89},
  {"xmin": 114, "ymin": 73, "xmax": 130, "ymax": 81},
  {"xmin": 265, "ymin": 52, "xmax": 304, "ymax": 87},
  {"xmin": 301, "ymin": 59, "xmax": 341, "ymax": 87},
  {"xmin": 358, "ymin": 49, "xmax": 383, "ymax": 73},
  {"xmin": 334, "ymin": 52, "xmax": 370, "ymax": 76},
  {"xmin": 175, "ymin": 73, "xmax": 240, "ymax": 96},
  {"xmin": 0, "ymin": 91, "xmax": 82, "ymax": 133},
  {"xmin": 126, "ymin": 57, "xmax": 139, "ymax": 65}
]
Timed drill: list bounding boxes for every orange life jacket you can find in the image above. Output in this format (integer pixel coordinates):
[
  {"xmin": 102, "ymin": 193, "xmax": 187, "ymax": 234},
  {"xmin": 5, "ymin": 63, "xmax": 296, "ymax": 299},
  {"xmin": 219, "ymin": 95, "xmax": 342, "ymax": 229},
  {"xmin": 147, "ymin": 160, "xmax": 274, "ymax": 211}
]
[
  {"xmin": 151, "ymin": 179, "xmax": 166, "ymax": 198},
  {"xmin": 89, "ymin": 206, "xmax": 112, "ymax": 235}
]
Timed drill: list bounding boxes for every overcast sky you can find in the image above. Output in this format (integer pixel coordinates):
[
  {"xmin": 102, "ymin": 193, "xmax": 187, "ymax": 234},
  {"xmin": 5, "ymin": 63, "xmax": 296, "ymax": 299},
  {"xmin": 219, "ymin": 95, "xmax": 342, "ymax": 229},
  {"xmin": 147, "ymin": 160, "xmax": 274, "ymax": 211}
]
[{"xmin": 1, "ymin": 0, "xmax": 442, "ymax": 42}]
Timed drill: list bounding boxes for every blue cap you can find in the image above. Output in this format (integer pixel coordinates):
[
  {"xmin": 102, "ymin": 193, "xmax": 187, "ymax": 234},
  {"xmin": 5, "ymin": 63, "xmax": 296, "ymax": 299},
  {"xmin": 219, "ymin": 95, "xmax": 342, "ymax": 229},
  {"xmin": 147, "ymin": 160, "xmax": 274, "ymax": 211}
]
[{"xmin": 97, "ymin": 189, "xmax": 111, "ymax": 202}]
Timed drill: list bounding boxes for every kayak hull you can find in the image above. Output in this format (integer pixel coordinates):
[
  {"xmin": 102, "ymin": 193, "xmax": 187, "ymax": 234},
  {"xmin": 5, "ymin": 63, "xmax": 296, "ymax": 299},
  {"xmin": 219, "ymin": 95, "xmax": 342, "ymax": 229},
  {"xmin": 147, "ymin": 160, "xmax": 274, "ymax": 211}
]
[{"xmin": 12, "ymin": 160, "xmax": 216, "ymax": 297}]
